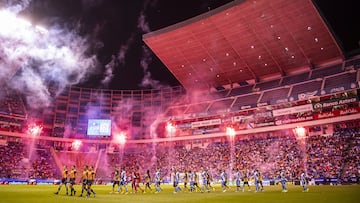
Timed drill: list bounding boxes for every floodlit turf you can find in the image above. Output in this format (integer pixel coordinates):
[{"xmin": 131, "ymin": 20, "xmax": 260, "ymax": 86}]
[{"xmin": 0, "ymin": 184, "xmax": 359, "ymax": 203}]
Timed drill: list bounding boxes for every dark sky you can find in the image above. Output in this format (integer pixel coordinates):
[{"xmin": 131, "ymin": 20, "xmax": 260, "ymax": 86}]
[{"xmin": 20, "ymin": 0, "xmax": 360, "ymax": 90}]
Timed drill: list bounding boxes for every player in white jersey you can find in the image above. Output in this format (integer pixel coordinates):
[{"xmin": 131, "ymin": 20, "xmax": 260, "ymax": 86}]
[
  {"xmin": 201, "ymin": 168, "xmax": 210, "ymax": 193},
  {"xmin": 154, "ymin": 168, "xmax": 162, "ymax": 193},
  {"xmin": 173, "ymin": 169, "xmax": 182, "ymax": 193},
  {"xmin": 300, "ymin": 171, "xmax": 309, "ymax": 192},
  {"xmin": 279, "ymin": 170, "xmax": 288, "ymax": 192},
  {"xmin": 189, "ymin": 170, "xmax": 195, "ymax": 192},
  {"xmin": 119, "ymin": 168, "xmax": 128, "ymax": 194},
  {"xmin": 220, "ymin": 169, "xmax": 229, "ymax": 192},
  {"xmin": 253, "ymin": 169, "xmax": 260, "ymax": 192},
  {"xmin": 234, "ymin": 168, "xmax": 244, "ymax": 192}
]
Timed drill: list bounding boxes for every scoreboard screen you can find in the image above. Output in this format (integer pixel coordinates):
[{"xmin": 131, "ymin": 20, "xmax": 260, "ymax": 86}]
[{"xmin": 87, "ymin": 119, "xmax": 112, "ymax": 136}]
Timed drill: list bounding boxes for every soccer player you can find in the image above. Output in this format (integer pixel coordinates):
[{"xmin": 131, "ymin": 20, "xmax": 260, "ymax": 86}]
[
  {"xmin": 144, "ymin": 169, "xmax": 152, "ymax": 193},
  {"xmin": 243, "ymin": 170, "xmax": 251, "ymax": 191},
  {"xmin": 69, "ymin": 165, "xmax": 77, "ymax": 196},
  {"xmin": 131, "ymin": 168, "xmax": 136, "ymax": 193},
  {"xmin": 300, "ymin": 171, "xmax": 309, "ymax": 192},
  {"xmin": 154, "ymin": 168, "xmax": 162, "ymax": 193},
  {"xmin": 120, "ymin": 167, "xmax": 129, "ymax": 194},
  {"xmin": 86, "ymin": 166, "xmax": 96, "ymax": 197},
  {"xmin": 183, "ymin": 170, "xmax": 188, "ymax": 191},
  {"xmin": 173, "ymin": 168, "xmax": 181, "ymax": 193},
  {"xmin": 110, "ymin": 167, "xmax": 121, "ymax": 194},
  {"xmin": 189, "ymin": 170, "xmax": 195, "ymax": 192},
  {"xmin": 234, "ymin": 168, "xmax": 244, "ymax": 192},
  {"xmin": 258, "ymin": 170, "xmax": 264, "ymax": 191},
  {"xmin": 193, "ymin": 171, "xmax": 201, "ymax": 192},
  {"xmin": 220, "ymin": 169, "xmax": 229, "ymax": 192},
  {"xmin": 253, "ymin": 169, "xmax": 260, "ymax": 192},
  {"xmin": 279, "ymin": 170, "xmax": 288, "ymax": 192},
  {"xmin": 134, "ymin": 167, "xmax": 144, "ymax": 193},
  {"xmin": 54, "ymin": 165, "xmax": 69, "ymax": 195},
  {"xmin": 79, "ymin": 165, "xmax": 88, "ymax": 197},
  {"xmin": 201, "ymin": 168, "xmax": 210, "ymax": 193},
  {"xmin": 206, "ymin": 170, "xmax": 215, "ymax": 191}
]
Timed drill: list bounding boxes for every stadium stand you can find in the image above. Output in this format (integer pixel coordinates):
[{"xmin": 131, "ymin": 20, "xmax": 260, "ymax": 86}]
[
  {"xmin": 323, "ymin": 71, "xmax": 357, "ymax": 92},
  {"xmin": 0, "ymin": 0, "xmax": 359, "ymax": 187},
  {"xmin": 254, "ymin": 79, "xmax": 281, "ymax": 91},
  {"xmin": 281, "ymin": 72, "xmax": 310, "ymax": 86},
  {"xmin": 231, "ymin": 93, "xmax": 261, "ymax": 111},
  {"xmin": 228, "ymin": 85, "xmax": 254, "ymax": 97},
  {"xmin": 259, "ymin": 87, "xmax": 291, "ymax": 105},
  {"xmin": 289, "ymin": 80, "xmax": 323, "ymax": 100},
  {"xmin": 207, "ymin": 98, "xmax": 234, "ymax": 113},
  {"xmin": 310, "ymin": 64, "xmax": 343, "ymax": 80}
]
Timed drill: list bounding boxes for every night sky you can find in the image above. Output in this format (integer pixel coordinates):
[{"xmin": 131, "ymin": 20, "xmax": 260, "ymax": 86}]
[{"xmin": 17, "ymin": 0, "xmax": 360, "ymax": 90}]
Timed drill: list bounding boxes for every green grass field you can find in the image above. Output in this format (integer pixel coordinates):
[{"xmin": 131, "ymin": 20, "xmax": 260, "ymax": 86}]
[{"xmin": 0, "ymin": 184, "xmax": 359, "ymax": 203}]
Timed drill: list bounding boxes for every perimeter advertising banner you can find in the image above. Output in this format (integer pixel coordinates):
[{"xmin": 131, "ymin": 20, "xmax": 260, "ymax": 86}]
[
  {"xmin": 313, "ymin": 107, "xmax": 360, "ymax": 119},
  {"xmin": 272, "ymin": 104, "xmax": 313, "ymax": 117},
  {"xmin": 312, "ymin": 97, "xmax": 358, "ymax": 110},
  {"xmin": 190, "ymin": 118, "xmax": 222, "ymax": 128}
]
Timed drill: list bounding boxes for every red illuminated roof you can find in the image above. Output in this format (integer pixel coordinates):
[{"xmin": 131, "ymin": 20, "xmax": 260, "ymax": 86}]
[{"xmin": 143, "ymin": 0, "xmax": 343, "ymax": 90}]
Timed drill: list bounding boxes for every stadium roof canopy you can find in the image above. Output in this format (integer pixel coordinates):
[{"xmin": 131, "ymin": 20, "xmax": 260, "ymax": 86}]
[{"xmin": 143, "ymin": 0, "xmax": 343, "ymax": 91}]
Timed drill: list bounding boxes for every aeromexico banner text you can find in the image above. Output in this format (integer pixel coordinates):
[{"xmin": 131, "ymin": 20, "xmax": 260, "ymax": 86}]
[
  {"xmin": 191, "ymin": 118, "xmax": 221, "ymax": 128},
  {"xmin": 272, "ymin": 104, "xmax": 313, "ymax": 117}
]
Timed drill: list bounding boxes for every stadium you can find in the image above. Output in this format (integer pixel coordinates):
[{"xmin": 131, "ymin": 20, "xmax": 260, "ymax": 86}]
[{"xmin": 0, "ymin": 0, "xmax": 359, "ymax": 203}]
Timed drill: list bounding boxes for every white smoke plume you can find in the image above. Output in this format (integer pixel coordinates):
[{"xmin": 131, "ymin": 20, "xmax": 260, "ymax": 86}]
[
  {"xmin": 0, "ymin": 1, "xmax": 98, "ymax": 109},
  {"xmin": 4, "ymin": 0, "xmax": 31, "ymax": 14},
  {"xmin": 101, "ymin": 55, "xmax": 116, "ymax": 86},
  {"xmin": 137, "ymin": 0, "xmax": 163, "ymax": 89},
  {"xmin": 140, "ymin": 45, "xmax": 161, "ymax": 88},
  {"xmin": 101, "ymin": 34, "xmax": 134, "ymax": 86}
]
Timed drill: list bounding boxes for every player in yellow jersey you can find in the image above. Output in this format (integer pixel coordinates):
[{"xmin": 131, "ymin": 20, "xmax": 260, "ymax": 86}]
[
  {"xmin": 243, "ymin": 170, "xmax": 251, "ymax": 191},
  {"xmin": 69, "ymin": 165, "xmax": 77, "ymax": 196},
  {"xmin": 79, "ymin": 165, "xmax": 88, "ymax": 197},
  {"xmin": 183, "ymin": 170, "xmax": 188, "ymax": 192},
  {"xmin": 110, "ymin": 167, "xmax": 121, "ymax": 194},
  {"xmin": 86, "ymin": 165, "xmax": 96, "ymax": 197},
  {"xmin": 144, "ymin": 169, "xmax": 152, "ymax": 193},
  {"xmin": 258, "ymin": 170, "xmax": 264, "ymax": 192},
  {"xmin": 54, "ymin": 165, "xmax": 69, "ymax": 195}
]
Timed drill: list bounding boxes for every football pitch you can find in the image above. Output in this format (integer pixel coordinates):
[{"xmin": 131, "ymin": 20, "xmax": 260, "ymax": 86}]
[{"xmin": 0, "ymin": 184, "xmax": 359, "ymax": 203}]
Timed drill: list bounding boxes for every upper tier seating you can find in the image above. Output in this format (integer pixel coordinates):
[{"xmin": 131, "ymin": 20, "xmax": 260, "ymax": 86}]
[
  {"xmin": 185, "ymin": 103, "xmax": 209, "ymax": 114},
  {"xmin": 228, "ymin": 85, "xmax": 254, "ymax": 97},
  {"xmin": 255, "ymin": 78, "xmax": 281, "ymax": 91},
  {"xmin": 231, "ymin": 93, "xmax": 261, "ymax": 111},
  {"xmin": 207, "ymin": 98, "xmax": 235, "ymax": 113},
  {"xmin": 324, "ymin": 71, "xmax": 357, "ymax": 91},
  {"xmin": 310, "ymin": 64, "xmax": 343, "ymax": 79},
  {"xmin": 260, "ymin": 87, "xmax": 291, "ymax": 105},
  {"xmin": 290, "ymin": 80, "xmax": 323, "ymax": 99},
  {"xmin": 281, "ymin": 72, "xmax": 310, "ymax": 85}
]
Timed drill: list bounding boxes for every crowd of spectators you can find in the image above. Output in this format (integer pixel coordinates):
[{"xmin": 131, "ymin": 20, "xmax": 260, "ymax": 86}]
[
  {"xmin": 28, "ymin": 149, "xmax": 58, "ymax": 180},
  {"xmin": 0, "ymin": 142, "xmax": 58, "ymax": 180},
  {"xmin": 0, "ymin": 142, "xmax": 25, "ymax": 178},
  {"xmin": 0, "ymin": 127, "xmax": 359, "ymax": 185},
  {"xmin": 102, "ymin": 128, "xmax": 359, "ymax": 184}
]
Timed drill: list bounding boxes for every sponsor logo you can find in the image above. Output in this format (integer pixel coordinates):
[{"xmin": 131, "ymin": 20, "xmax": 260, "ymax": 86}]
[
  {"xmin": 313, "ymin": 97, "xmax": 357, "ymax": 109},
  {"xmin": 298, "ymin": 90, "xmax": 318, "ymax": 100},
  {"xmin": 330, "ymin": 87, "xmax": 345, "ymax": 93},
  {"xmin": 241, "ymin": 105, "xmax": 252, "ymax": 110}
]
